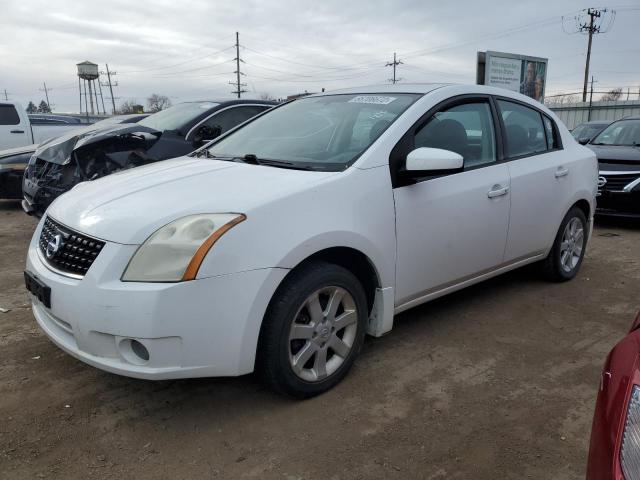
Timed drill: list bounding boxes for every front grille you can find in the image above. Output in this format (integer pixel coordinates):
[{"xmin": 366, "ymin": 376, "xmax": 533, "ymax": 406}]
[
  {"xmin": 600, "ymin": 173, "xmax": 639, "ymax": 192},
  {"xmin": 39, "ymin": 216, "xmax": 105, "ymax": 277}
]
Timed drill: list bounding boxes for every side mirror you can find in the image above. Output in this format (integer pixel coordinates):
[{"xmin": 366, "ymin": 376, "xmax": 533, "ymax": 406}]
[
  {"xmin": 405, "ymin": 147, "xmax": 464, "ymax": 173},
  {"xmin": 578, "ymin": 137, "xmax": 590, "ymax": 145}
]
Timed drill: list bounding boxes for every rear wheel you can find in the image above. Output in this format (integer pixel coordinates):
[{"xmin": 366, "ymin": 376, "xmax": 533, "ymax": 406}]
[
  {"xmin": 257, "ymin": 261, "xmax": 367, "ymax": 398},
  {"xmin": 541, "ymin": 207, "xmax": 588, "ymax": 281}
]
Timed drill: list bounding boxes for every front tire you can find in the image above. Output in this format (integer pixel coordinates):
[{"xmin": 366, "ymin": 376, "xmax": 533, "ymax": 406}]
[
  {"xmin": 257, "ymin": 261, "xmax": 367, "ymax": 398},
  {"xmin": 541, "ymin": 207, "xmax": 588, "ymax": 282}
]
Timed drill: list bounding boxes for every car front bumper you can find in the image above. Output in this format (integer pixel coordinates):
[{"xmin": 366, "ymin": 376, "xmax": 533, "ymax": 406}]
[
  {"xmin": 26, "ymin": 225, "xmax": 288, "ymax": 380},
  {"xmin": 596, "ymin": 190, "xmax": 640, "ymax": 218}
]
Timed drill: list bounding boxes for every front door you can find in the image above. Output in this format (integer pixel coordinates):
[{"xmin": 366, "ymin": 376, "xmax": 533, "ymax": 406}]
[{"xmin": 393, "ymin": 98, "xmax": 511, "ymax": 307}]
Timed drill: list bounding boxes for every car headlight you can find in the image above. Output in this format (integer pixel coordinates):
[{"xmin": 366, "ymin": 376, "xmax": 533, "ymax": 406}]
[
  {"xmin": 121, "ymin": 213, "xmax": 245, "ymax": 282},
  {"xmin": 621, "ymin": 385, "xmax": 640, "ymax": 480}
]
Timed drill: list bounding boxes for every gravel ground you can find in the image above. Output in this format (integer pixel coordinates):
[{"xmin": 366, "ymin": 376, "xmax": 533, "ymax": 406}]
[{"xmin": 1, "ymin": 199, "xmax": 638, "ymax": 479}]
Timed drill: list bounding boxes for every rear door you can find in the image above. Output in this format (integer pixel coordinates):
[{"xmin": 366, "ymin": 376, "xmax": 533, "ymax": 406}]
[
  {"xmin": 497, "ymin": 99, "xmax": 570, "ymax": 260},
  {"xmin": 0, "ymin": 104, "xmax": 30, "ymax": 149}
]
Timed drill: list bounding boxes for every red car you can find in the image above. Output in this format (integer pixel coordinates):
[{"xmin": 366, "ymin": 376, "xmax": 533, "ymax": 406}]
[{"xmin": 587, "ymin": 311, "xmax": 640, "ymax": 479}]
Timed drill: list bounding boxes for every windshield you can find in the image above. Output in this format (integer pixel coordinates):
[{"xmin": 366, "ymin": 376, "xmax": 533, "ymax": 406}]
[
  {"xmin": 592, "ymin": 119, "xmax": 640, "ymax": 146},
  {"xmin": 206, "ymin": 93, "xmax": 421, "ymax": 169},
  {"xmin": 572, "ymin": 124, "xmax": 605, "ymax": 140},
  {"xmin": 138, "ymin": 102, "xmax": 218, "ymax": 132}
]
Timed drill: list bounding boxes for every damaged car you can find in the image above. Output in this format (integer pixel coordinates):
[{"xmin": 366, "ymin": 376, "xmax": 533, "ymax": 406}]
[
  {"xmin": 22, "ymin": 100, "xmax": 275, "ymax": 216},
  {"xmin": 0, "ymin": 114, "xmax": 147, "ymax": 201}
]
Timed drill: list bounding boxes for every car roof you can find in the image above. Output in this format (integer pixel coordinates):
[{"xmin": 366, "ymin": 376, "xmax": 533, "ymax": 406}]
[
  {"xmin": 181, "ymin": 99, "xmax": 277, "ymax": 106},
  {"xmin": 308, "ymin": 83, "xmax": 551, "ymax": 106},
  {"xmin": 311, "ymin": 83, "xmax": 450, "ymax": 96}
]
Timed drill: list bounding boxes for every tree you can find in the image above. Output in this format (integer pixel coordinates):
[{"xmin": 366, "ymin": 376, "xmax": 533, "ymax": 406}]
[
  {"xmin": 601, "ymin": 88, "xmax": 623, "ymax": 102},
  {"xmin": 26, "ymin": 101, "xmax": 38, "ymax": 113},
  {"xmin": 37, "ymin": 100, "xmax": 51, "ymax": 113},
  {"xmin": 118, "ymin": 100, "xmax": 144, "ymax": 114},
  {"xmin": 146, "ymin": 94, "xmax": 172, "ymax": 113}
]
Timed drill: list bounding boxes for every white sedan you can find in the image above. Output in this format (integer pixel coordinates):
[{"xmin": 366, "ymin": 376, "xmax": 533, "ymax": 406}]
[{"xmin": 25, "ymin": 84, "xmax": 598, "ymax": 397}]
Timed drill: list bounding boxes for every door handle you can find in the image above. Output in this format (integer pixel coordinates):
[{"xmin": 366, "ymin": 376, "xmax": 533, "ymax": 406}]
[
  {"xmin": 555, "ymin": 167, "xmax": 569, "ymax": 178},
  {"xmin": 487, "ymin": 185, "xmax": 509, "ymax": 198},
  {"xmin": 10, "ymin": 130, "xmax": 25, "ymax": 134}
]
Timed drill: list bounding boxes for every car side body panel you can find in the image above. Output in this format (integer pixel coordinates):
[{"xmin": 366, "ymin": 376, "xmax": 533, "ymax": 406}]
[{"xmin": 587, "ymin": 313, "xmax": 640, "ymax": 479}]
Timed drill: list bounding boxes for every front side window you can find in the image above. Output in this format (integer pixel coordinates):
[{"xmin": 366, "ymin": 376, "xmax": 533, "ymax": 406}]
[
  {"xmin": 0, "ymin": 105, "xmax": 20, "ymax": 125},
  {"xmin": 592, "ymin": 119, "xmax": 640, "ymax": 146},
  {"xmin": 413, "ymin": 101, "xmax": 496, "ymax": 167},
  {"xmin": 498, "ymin": 100, "xmax": 547, "ymax": 158},
  {"xmin": 207, "ymin": 94, "xmax": 420, "ymax": 170}
]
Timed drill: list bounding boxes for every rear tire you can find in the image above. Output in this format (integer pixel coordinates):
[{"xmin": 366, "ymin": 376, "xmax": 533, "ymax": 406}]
[
  {"xmin": 257, "ymin": 261, "xmax": 367, "ymax": 398},
  {"xmin": 541, "ymin": 207, "xmax": 588, "ymax": 282}
]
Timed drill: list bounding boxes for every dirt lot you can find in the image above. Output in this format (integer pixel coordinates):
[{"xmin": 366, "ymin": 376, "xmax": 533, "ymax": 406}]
[{"xmin": 1, "ymin": 200, "xmax": 639, "ymax": 480}]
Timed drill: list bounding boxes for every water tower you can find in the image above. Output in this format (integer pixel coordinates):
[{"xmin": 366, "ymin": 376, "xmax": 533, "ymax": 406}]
[{"xmin": 77, "ymin": 61, "xmax": 106, "ymax": 115}]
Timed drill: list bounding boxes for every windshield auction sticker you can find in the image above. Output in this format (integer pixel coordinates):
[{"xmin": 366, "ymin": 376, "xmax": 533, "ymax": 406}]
[{"xmin": 348, "ymin": 95, "xmax": 397, "ymax": 105}]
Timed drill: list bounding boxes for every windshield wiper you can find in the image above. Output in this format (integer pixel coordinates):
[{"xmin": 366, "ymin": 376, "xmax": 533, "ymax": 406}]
[{"xmin": 232, "ymin": 154, "xmax": 317, "ymax": 171}]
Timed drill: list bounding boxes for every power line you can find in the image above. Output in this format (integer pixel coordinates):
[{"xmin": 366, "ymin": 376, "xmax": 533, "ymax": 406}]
[
  {"xmin": 119, "ymin": 45, "xmax": 235, "ymax": 74},
  {"xmin": 230, "ymin": 32, "xmax": 247, "ymax": 98}
]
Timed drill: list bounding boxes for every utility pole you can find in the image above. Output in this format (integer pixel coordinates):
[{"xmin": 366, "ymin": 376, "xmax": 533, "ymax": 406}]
[
  {"xmin": 230, "ymin": 32, "xmax": 247, "ymax": 98},
  {"xmin": 577, "ymin": 8, "xmax": 612, "ymax": 102},
  {"xmin": 102, "ymin": 64, "xmax": 118, "ymax": 114},
  {"xmin": 588, "ymin": 76, "xmax": 597, "ymax": 121},
  {"xmin": 41, "ymin": 82, "xmax": 51, "ymax": 111},
  {"xmin": 3, "ymin": 89, "xmax": 8, "ymax": 101},
  {"xmin": 386, "ymin": 52, "xmax": 403, "ymax": 84}
]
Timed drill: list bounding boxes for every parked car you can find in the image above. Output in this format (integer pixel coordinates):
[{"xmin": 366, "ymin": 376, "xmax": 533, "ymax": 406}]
[
  {"xmin": 22, "ymin": 100, "xmax": 275, "ymax": 216},
  {"xmin": 572, "ymin": 120, "xmax": 610, "ymax": 144},
  {"xmin": 0, "ymin": 114, "xmax": 149, "ymax": 201},
  {"xmin": 0, "ymin": 101, "xmax": 92, "ymax": 150},
  {"xmin": 24, "ymin": 84, "xmax": 597, "ymax": 397},
  {"xmin": 587, "ymin": 117, "xmax": 640, "ymax": 218},
  {"xmin": 586, "ymin": 310, "xmax": 640, "ymax": 480}
]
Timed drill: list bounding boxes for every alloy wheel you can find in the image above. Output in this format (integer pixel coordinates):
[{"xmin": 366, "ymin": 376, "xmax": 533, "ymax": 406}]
[
  {"xmin": 288, "ymin": 286, "xmax": 359, "ymax": 382},
  {"xmin": 560, "ymin": 217, "xmax": 585, "ymax": 273}
]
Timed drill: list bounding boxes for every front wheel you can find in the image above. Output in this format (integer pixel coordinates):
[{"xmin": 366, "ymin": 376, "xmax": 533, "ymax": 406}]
[
  {"xmin": 257, "ymin": 261, "xmax": 367, "ymax": 398},
  {"xmin": 541, "ymin": 207, "xmax": 588, "ymax": 282}
]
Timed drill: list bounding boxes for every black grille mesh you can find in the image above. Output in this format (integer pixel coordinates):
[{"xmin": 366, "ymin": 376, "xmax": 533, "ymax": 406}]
[
  {"xmin": 601, "ymin": 173, "xmax": 639, "ymax": 192},
  {"xmin": 39, "ymin": 217, "xmax": 104, "ymax": 276}
]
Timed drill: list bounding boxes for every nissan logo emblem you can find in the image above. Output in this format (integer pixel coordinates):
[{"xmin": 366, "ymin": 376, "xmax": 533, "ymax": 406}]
[
  {"xmin": 597, "ymin": 176, "xmax": 607, "ymax": 188},
  {"xmin": 46, "ymin": 234, "xmax": 63, "ymax": 259}
]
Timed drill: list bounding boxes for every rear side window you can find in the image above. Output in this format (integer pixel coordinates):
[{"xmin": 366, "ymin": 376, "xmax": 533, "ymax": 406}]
[
  {"xmin": 0, "ymin": 105, "xmax": 20, "ymax": 125},
  {"xmin": 498, "ymin": 100, "xmax": 547, "ymax": 158}
]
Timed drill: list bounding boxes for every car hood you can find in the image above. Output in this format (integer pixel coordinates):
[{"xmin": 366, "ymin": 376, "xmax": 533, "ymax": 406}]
[
  {"xmin": 587, "ymin": 144, "xmax": 640, "ymax": 164},
  {"xmin": 34, "ymin": 124, "xmax": 161, "ymax": 165},
  {"xmin": 46, "ymin": 156, "xmax": 337, "ymax": 244}
]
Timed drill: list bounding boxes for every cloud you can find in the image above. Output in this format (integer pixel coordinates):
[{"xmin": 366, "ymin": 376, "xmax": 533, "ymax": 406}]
[{"xmin": 0, "ymin": 0, "xmax": 636, "ymax": 111}]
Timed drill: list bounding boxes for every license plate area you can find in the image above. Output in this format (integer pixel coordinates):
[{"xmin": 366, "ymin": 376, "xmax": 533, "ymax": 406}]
[{"xmin": 24, "ymin": 271, "xmax": 51, "ymax": 308}]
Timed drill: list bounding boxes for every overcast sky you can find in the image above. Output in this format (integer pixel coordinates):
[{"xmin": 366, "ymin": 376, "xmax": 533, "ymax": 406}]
[{"xmin": 1, "ymin": 0, "xmax": 638, "ymax": 112}]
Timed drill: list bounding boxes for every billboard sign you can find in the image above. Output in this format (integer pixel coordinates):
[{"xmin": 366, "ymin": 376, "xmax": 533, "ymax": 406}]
[{"xmin": 477, "ymin": 51, "xmax": 548, "ymax": 102}]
